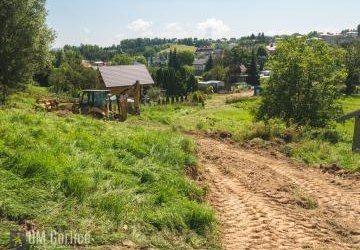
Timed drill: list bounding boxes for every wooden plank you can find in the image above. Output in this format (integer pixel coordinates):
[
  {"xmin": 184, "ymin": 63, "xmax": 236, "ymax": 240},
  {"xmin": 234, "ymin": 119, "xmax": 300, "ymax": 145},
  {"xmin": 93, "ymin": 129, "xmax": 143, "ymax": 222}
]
[{"xmin": 335, "ymin": 109, "xmax": 360, "ymax": 122}]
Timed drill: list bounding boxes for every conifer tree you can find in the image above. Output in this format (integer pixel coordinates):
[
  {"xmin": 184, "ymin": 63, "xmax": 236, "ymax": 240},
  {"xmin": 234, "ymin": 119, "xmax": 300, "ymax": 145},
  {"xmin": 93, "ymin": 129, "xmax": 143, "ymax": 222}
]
[
  {"xmin": 205, "ymin": 54, "xmax": 214, "ymax": 72},
  {"xmin": 247, "ymin": 50, "xmax": 260, "ymax": 86}
]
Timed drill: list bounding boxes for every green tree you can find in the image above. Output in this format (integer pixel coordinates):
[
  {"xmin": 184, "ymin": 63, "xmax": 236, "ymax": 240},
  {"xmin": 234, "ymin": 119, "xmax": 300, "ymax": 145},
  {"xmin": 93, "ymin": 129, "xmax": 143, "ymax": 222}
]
[
  {"xmin": 110, "ymin": 54, "xmax": 134, "ymax": 65},
  {"xmin": 0, "ymin": 0, "xmax": 54, "ymax": 103},
  {"xmin": 247, "ymin": 50, "xmax": 260, "ymax": 86},
  {"xmin": 134, "ymin": 55, "xmax": 147, "ymax": 64},
  {"xmin": 357, "ymin": 24, "xmax": 360, "ymax": 38},
  {"xmin": 344, "ymin": 41, "xmax": 360, "ymax": 95},
  {"xmin": 223, "ymin": 46, "xmax": 250, "ymax": 84},
  {"xmin": 257, "ymin": 45, "xmax": 268, "ymax": 71},
  {"xmin": 172, "ymin": 49, "xmax": 179, "ymax": 69},
  {"xmin": 205, "ymin": 54, "xmax": 214, "ymax": 72},
  {"xmin": 180, "ymin": 65, "xmax": 198, "ymax": 93},
  {"xmin": 176, "ymin": 51, "xmax": 195, "ymax": 67},
  {"xmin": 257, "ymin": 36, "xmax": 346, "ymax": 127},
  {"xmin": 155, "ymin": 66, "xmax": 197, "ymax": 96},
  {"xmin": 48, "ymin": 48, "xmax": 99, "ymax": 95},
  {"xmin": 203, "ymin": 65, "xmax": 226, "ymax": 81}
]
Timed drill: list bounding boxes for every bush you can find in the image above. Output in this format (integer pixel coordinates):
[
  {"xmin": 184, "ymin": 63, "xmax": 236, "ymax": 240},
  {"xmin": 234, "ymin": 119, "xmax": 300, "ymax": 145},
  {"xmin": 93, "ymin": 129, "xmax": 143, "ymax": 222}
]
[
  {"xmin": 322, "ymin": 129, "xmax": 342, "ymax": 144},
  {"xmin": 191, "ymin": 91, "xmax": 205, "ymax": 104},
  {"xmin": 146, "ymin": 87, "xmax": 162, "ymax": 102},
  {"xmin": 243, "ymin": 119, "xmax": 287, "ymax": 141},
  {"xmin": 257, "ymin": 36, "xmax": 346, "ymax": 127}
]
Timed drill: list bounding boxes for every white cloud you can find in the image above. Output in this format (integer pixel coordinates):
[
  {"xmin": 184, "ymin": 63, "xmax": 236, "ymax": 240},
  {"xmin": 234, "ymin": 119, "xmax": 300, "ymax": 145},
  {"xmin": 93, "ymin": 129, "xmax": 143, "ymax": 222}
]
[
  {"xmin": 127, "ymin": 19, "xmax": 153, "ymax": 36},
  {"xmin": 161, "ymin": 23, "xmax": 189, "ymax": 38},
  {"xmin": 197, "ymin": 18, "xmax": 230, "ymax": 38}
]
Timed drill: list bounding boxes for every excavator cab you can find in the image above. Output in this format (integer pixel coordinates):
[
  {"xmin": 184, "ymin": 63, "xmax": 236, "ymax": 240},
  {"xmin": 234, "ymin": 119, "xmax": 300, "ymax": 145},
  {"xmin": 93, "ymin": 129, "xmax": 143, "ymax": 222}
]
[{"xmin": 80, "ymin": 90, "xmax": 118, "ymax": 119}]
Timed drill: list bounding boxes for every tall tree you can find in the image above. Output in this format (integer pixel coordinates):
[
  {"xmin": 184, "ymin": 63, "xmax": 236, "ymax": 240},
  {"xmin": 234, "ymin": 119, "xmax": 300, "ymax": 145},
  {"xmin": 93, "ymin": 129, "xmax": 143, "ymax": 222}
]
[
  {"xmin": 205, "ymin": 54, "xmax": 214, "ymax": 72},
  {"xmin": 247, "ymin": 50, "xmax": 260, "ymax": 86},
  {"xmin": 168, "ymin": 50, "xmax": 173, "ymax": 67},
  {"xmin": 0, "ymin": 0, "xmax": 54, "ymax": 103},
  {"xmin": 257, "ymin": 36, "xmax": 346, "ymax": 127},
  {"xmin": 344, "ymin": 41, "xmax": 360, "ymax": 95},
  {"xmin": 176, "ymin": 51, "xmax": 195, "ymax": 67},
  {"xmin": 203, "ymin": 65, "xmax": 226, "ymax": 81},
  {"xmin": 257, "ymin": 46, "xmax": 268, "ymax": 71}
]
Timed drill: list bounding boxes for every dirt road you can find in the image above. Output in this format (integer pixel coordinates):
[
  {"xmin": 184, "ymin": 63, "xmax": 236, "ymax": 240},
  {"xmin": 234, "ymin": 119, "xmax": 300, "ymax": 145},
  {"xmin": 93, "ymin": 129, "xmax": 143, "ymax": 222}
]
[{"xmin": 193, "ymin": 134, "xmax": 360, "ymax": 250}]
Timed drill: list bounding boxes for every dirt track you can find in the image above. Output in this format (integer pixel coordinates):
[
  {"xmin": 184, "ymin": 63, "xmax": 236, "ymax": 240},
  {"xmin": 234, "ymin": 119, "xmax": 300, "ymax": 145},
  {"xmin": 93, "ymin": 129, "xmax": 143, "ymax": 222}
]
[{"xmin": 194, "ymin": 134, "xmax": 360, "ymax": 250}]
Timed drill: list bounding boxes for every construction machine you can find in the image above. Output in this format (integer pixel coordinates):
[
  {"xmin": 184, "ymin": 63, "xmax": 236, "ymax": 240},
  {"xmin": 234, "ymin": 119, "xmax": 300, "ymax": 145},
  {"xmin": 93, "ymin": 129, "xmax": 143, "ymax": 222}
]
[{"xmin": 79, "ymin": 90, "xmax": 120, "ymax": 119}]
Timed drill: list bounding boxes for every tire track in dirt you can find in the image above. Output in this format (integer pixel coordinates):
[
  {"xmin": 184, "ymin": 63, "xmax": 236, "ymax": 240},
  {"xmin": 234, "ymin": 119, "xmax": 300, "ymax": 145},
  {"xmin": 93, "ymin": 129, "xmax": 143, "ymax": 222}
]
[{"xmin": 193, "ymin": 134, "xmax": 360, "ymax": 250}]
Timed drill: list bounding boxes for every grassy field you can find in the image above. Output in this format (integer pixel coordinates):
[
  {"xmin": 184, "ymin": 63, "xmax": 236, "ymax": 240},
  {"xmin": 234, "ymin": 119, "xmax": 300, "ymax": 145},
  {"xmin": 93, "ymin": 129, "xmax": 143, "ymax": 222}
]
[
  {"xmin": 1, "ymin": 86, "xmax": 359, "ymax": 249},
  {"xmin": 135, "ymin": 94, "xmax": 360, "ymax": 172},
  {"xmin": 159, "ymin": 44, "xmax": 197, "ymax": 54},
  {"xmin": 0, "ymin": 86, "xmax": 219, "ymax": 249}
]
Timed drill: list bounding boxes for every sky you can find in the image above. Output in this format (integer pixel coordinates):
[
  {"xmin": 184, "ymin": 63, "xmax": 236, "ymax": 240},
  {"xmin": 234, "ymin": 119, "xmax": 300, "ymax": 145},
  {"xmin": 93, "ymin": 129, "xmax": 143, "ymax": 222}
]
[{"xmin": 46, "ymin": 0, "xmax": 360, "ymax": 48}]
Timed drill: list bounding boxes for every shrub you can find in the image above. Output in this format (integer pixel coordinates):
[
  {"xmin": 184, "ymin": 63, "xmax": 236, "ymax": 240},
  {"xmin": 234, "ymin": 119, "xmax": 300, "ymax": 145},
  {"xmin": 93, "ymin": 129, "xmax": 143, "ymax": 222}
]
[
  {"xmin": 191, "ymin": 91, "xmax": 205, "ymax": 104},
  {"xmin": 147, "ymin": 87, "xmax": 162, "ymax": 102},
  {"xmin": 243, "ymin": 119, "xmax": 287, "ymax": 141},
  {"xmin": 257, "ymin": 36, "xmax": 346, "ymax": 127},
  {"xmin": 322, "ymin": 129, "xmax": 342, "ymax": 144}
]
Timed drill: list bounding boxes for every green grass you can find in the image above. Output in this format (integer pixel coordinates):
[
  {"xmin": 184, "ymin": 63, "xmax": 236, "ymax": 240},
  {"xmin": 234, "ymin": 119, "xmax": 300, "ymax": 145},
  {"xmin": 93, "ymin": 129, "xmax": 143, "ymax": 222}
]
[
  {"xmin": 0, "ymin": 86, "xmax": 219, "ymax": 249},
  {"xmin": 2, "ymin": 86, "xmax": 360, "ymax": 249},
  {"xmin": 160, "ymin": 44, "xmax": 197, "ymax": 54},
  {"xmin": 136, "ymin": 93, "xmax": 360, "ymax": 172}
]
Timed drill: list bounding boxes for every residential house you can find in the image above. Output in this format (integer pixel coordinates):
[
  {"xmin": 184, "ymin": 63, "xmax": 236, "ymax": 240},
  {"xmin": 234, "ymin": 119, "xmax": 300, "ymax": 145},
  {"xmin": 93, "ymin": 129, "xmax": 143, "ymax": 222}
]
[
  {"xmin": 193, "ymin": 57, "xmax": 209, "ymax": 76},
  {"xmin": 195, "ymin": 46, "xmax": 213, "ymax": 56},
  {"xmin": 320, "ymin": 32, "xmax": 357, "ymax": 46},
  {"xmin": 266, "ymin": 43, "xmax": 276, "ymax": 55}
]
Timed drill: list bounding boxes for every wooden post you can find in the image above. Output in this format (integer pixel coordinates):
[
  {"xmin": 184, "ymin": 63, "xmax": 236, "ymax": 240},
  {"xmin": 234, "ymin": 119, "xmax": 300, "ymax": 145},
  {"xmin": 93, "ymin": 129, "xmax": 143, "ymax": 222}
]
[
  {"xmin": 116, "ymin": 96, "xmax": 121, "ymax": 121},
  {"xmin": 134, "ymin": 81, "xmax": 141, "ymax": 115},
  {"xmin": 336, "ymin": 110, "xmax": 360, "ymax": 152},
  {"xmin": 120, "ymin": 94, "xmax": 128, "ymax": 122},
  {"xmin": 353, "ymin": 116, "xmax": 360, "ymax": 152}
]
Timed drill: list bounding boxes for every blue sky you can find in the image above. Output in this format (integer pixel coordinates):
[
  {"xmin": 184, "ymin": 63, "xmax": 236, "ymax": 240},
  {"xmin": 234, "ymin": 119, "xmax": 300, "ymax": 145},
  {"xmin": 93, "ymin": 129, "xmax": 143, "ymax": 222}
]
[{"xmin": 46, "ymin": 0, "xmax": 360, "ymax": 47}]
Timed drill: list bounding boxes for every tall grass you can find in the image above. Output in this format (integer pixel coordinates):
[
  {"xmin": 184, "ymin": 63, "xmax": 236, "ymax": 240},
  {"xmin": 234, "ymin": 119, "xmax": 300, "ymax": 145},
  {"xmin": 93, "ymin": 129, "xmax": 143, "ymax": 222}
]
[{"xmin": 0, "ymin": 86, "xmax": 218, "ymax": 249}]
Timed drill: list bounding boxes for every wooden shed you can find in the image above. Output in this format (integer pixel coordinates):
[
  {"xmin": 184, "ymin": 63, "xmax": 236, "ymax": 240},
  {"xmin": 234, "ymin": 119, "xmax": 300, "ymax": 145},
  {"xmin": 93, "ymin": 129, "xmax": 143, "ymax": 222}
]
[{"xmin": 98, "ymin": 64, "xmax": 154, "ymax": 120}]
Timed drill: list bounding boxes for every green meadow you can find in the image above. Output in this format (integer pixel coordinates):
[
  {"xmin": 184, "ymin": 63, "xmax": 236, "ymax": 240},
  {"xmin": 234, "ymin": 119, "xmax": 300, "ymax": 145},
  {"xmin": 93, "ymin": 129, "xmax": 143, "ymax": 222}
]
[
  {"xmin": 0, "ymin": 86, "xmax": 218, "ymax": 249},
  {"xmin": 136, "ymin": 94, "xmax": 360, "ymax": 172},
  {"xmin": 1, "ymin": 85, "xmax": 360, "ymax": 249}
]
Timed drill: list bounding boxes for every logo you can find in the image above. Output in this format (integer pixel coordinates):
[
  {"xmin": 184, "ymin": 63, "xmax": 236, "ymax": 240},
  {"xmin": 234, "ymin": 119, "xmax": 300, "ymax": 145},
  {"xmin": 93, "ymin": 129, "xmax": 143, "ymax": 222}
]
[
  {"xmin": 10, "ymin": 230, "xmax": 27, "ymax": 250},
  {"xmin": 9, "ymin": 229, "xmax": 91, "ymax": 248}
]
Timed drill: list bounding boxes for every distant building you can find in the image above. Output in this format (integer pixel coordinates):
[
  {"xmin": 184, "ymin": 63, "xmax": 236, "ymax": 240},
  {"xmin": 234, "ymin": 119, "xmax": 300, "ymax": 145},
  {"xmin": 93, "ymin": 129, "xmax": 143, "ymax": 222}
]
[
  {"xmin": 266, "ymin": 43, "xmax": 276, "ymax": 55},
  {"xmin": 198, "ymin": 80, "xmax": 225, "ymax": 92},
  {"xmin": 147, "ymin": 56, "xmax": 167, "ymax": 66},
  {"xmin": 94, "ymin": 61, "xmax": 106, "ymax": 67},
  {"xmin": 226, "ymin": 64, "xmax": 248, "ymax": 83},
  {"xmin": 319, "ymin": 32, "xmax": 357, "ymax": 46},
  {"xmin": 195, "ymin": 46, "xmax": 213, "ymax": 56},
  {"xmin": 193, "ymin": 57, "xmax": 209, "ymax": 76},
  {"xmin": 214, "ymin": 48, "xmax": 224, "ymax": 58},
  {"xmin": 259, "ymin": 70, "xmax": 271, "ymax": 77}
]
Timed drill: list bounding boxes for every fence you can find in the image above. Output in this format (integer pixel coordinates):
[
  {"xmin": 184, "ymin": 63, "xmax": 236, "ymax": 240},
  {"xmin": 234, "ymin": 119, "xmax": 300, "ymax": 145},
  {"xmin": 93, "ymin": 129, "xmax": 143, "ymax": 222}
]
[{"xmin": 145, "ymin": 95, "xmax": 190, "ymax": 106}]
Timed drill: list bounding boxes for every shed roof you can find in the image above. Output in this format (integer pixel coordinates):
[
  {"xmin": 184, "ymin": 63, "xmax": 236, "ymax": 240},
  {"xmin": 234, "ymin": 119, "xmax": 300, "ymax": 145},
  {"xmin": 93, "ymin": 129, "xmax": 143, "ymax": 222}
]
[{"xmin": 99, "ymin": 64, "xmax": 154, "ymax": 88}]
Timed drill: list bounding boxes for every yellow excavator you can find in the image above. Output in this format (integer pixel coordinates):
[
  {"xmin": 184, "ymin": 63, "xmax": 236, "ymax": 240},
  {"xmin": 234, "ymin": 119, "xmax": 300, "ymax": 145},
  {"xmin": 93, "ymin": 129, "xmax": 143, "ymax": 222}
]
[{"xmin": 79, "ymin": 90, "xmax": 120, "ymax": 119}]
